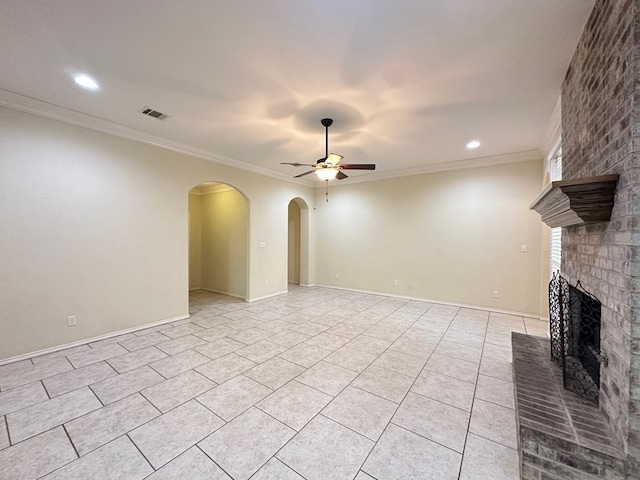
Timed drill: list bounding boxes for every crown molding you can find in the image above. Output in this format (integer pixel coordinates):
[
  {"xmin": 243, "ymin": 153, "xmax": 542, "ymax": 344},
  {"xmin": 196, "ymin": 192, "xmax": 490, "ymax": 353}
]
[
  {"xmin": 316, "ymin": 150, "xmax": 543, "ymax": 188},
  {"xmin": 1, "ymin": 88, "xmax": 543, "ymax": 188},
  {"xmin": 0, "ymin": 88, "xmax": 303, "ymax": 186}
]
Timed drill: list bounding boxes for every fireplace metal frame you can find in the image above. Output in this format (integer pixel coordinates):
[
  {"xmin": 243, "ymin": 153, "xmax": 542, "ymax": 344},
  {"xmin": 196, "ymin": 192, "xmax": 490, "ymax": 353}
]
[{"xmin": 549, "ymin": 271, "xmax": 606, "ymax": 403}]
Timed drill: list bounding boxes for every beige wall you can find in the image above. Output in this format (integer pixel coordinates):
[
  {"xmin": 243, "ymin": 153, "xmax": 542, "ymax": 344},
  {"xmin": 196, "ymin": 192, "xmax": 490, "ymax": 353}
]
[
  {"xmin": 288, "ymin": 201, "xmax": 301, "ymax": 284},
  {"xmin": 0, "ymin": 107, "xmax": 313, "ymax": 359},
  {"xmin": 313, "ymin": 160, "xmax": 544, "ymax": 315},
  {"xmin": 199, "ymin": 188, "xmax": 248, "ymax": 298},
  {"xmin": 0, "ymin": 105, "xmax": 547, "ymax": 360},
  {"xmin": 188, "ymin": 193, "xmax": 202, "ymax": 289}
]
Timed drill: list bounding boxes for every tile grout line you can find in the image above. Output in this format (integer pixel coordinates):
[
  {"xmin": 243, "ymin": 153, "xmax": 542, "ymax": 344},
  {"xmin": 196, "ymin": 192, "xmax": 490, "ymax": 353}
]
[
  {"xmin": 455, "ymin": 313, "xmax": 488, "ymax": 480},
  {"xmin": 3, "ymin": 414, "xmax": 11, "ymax": 447},
  {"xmin": 354, "ymin": 304, "xmax": 459, "ymax": 475},
  {"xmin": 1, "ymin": 287, "xmax": 521, "ymax": 479},
  {"xmin": 125, "ymin": 432, "xmax": 157, "ymax": 472},
  {"xmin": 454, "ymin": 310, "xmax": 523, "ymax": 478},
  {"xmin": 244, "ymin": 295, "xmax": 418, "ymax": 478},
  {"xmin": 463, "ymin": 429, "xmax": 519, "ymax": 452},
  {"xmin": 239, "ymin": 406, "xmax": 307, "ymax": 477},
  {"xmin": 40, "ymin": 379, "xmax": 52, "ymax": 400},
  {"xmin": 62, "ymin": 423, "xmax": 81, "ymax": 459},
  {"xmin": 195, "ymin": 444, "xmax": 237, "ymax": 479}
]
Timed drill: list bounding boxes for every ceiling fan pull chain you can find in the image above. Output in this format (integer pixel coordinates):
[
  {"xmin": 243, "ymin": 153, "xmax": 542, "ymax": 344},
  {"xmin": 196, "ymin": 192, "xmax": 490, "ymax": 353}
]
[{"xmin": 325, "ymin": 180, "xmax": 329, "ymax": 202}]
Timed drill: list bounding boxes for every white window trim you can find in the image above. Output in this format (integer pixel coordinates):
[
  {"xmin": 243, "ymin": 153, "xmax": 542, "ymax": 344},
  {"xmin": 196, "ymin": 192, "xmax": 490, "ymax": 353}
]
[{"xmin": 548, "ymin": 143, "xmax": 562, "ymax": 273}]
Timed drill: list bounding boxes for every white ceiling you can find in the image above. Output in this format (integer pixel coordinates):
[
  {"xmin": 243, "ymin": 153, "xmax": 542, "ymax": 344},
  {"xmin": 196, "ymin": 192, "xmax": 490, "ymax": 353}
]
[{"xmin": 0, "ymin": 1, "xmax": 594, "ymax": 183}]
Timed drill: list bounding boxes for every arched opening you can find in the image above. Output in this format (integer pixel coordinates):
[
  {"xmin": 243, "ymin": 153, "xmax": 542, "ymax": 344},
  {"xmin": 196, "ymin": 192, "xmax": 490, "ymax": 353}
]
[
  {"xmin": 288, "ymin": 197, "xmax": 310, "ymax": 288},
  {"xmin": 189, "ymin": 182, "xmax": 249, "ymax": 299}
]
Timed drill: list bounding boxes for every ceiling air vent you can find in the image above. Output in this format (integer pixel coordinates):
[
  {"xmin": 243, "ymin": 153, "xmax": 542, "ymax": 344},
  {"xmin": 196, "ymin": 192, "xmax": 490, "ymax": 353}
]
[{"xmin": 139, "ymin": 107, "xmax": 168, "ymax": 120}]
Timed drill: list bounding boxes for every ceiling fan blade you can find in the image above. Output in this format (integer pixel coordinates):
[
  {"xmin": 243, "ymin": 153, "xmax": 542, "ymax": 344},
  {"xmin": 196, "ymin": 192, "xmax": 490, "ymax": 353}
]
[
  {"xmin": 336, "ymin": 171, "xmax": 348, "ymax": 180},
  {"xmin": 281, "ymin": 162, "xmax": 316, "ymax": 167},
  {"xmin": 339, "ymin": 164, "xmax": 376, "ymax": 170},
  {"xmin": 294, "ymin": 170, "xmax": 316, "ymax": 178}
]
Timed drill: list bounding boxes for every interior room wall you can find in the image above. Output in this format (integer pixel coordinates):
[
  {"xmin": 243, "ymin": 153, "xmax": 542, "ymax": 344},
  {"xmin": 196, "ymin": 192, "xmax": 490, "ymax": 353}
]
[
  {"xmin": 298, "ymin": 199, "xmax": 311, "ymax": 287},
  {"xmin": 0, "ymin": 103, "xmax": 547, "ymax": 360},
  {"xmin": 0, "ymin": 106, "xmax": 313, "ymax": 360},
  {"xmin": 188, "ymin": 193, "xmax": 202, "ymax": 289},
  {"xmin": 313, "ymin": 160, "xmax": 544, "ymax": 316},
  {"xmin": 199, "ymin": 187, "xmax": 248, "ymax": 298},
  {"xmin": 288, "ymin": 200, "xmax": 301, "ymax": 284}
]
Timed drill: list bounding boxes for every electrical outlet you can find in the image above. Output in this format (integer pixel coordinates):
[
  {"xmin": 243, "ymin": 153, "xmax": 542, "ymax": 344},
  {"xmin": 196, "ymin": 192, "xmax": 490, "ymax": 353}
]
[
  {"xmin": 264, "ymin": 280, "xmax": 269, "ymax": 286},
  {"xmin": 335, "ymin": 273, "xmax": 340, "ymax": 279},
  {"xmin": 492, "ymin": 291, "xmax": 499, "ymax": 298},
  {"xmin": 520, "ymin": 244, "xmax": 527, "ymax": 253},
  {"xmin": 393, "ymin": 280, "xmax": 399, "ymax": 286},
  {"xmin": 67, "ymin": 315, "xmax": 77, "ymax": 327},
  {"xmin": 408, "ymin": 283, "xmax": 414, "ymax": 289}
]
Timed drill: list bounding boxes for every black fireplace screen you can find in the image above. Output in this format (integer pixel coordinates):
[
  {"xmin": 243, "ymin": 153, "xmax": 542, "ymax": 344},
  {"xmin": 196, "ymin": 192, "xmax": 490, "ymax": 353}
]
[{"xmin": 549, "ymin": 271, "xmax": 605, "ymax": 403}]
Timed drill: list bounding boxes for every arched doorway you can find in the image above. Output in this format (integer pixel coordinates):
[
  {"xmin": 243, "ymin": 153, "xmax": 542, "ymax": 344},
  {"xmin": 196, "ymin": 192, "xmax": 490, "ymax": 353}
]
[
  {"xmin": 288, "ymin": 197, "xmax": 310, "ymax": 287},
  {"xmin": 189, "ymin": 182, "xmax": 249, "ymax": 299}
]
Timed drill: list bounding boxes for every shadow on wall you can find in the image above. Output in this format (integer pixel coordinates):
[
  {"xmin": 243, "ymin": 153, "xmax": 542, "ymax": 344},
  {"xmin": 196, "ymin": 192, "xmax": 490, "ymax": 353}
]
[
  {"xmin": 188, "ymin": 182, "xmax": 249, "ymax": 299},
  {"xmin": 288, "ymin": 197, "xmax": 310, "ymax": 288}
]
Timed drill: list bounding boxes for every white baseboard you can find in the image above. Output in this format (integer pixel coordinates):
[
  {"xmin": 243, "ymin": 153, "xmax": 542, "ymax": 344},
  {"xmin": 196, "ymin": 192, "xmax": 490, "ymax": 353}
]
[
  {"xmin": 248, "ymin": 290, "xmax": 289, "ymax": 302},
  {"xmin": 198, "ymin": 287, "xmax": 246, "ymax": 300},
  {"xmin": 0, "ymin": 313, "xmax": 190, "ymax": 366},
  {"xmin": 1, "ymin": 285, "xmax": 547, "ymax": 367},
  {"xmin": 189, "ymin": 287, "xmax": 201, "ymax": 291},
  {"xmin": 315, "ymin": 284, "xmax": 544, "ymax": 319}
]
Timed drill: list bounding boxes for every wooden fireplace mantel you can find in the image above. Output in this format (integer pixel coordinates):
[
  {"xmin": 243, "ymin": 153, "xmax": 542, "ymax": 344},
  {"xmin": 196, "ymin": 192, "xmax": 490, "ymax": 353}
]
[{"xmin": 530, "ymin": 174, "xmax": 619, "ymax": 228}]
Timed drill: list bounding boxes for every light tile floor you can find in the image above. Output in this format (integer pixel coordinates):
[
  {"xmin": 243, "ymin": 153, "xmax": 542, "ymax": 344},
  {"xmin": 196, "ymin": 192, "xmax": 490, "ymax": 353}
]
[{"xmin": 0, "ymin": 286, "xmax": 550, "ymax": 479}]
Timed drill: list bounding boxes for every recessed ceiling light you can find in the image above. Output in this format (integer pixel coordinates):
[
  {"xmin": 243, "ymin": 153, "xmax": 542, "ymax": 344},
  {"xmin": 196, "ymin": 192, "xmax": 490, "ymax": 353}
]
[
  {"xmin": 74, "ymin": 74, "xmax": 99, "ymax": 91},
  {"xmin": 466, "ymin": 140, "xmax": 480, "ymax": 149}
]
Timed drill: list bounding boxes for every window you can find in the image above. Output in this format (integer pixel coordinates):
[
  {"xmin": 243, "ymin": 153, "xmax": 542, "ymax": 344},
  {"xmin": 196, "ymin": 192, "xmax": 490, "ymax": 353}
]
[
  {"xmin": 548, "ymin": 146, "xmax": 562, "ymax": 272},
  {"xmin": 550, "ymin": 227, "xmax": 562, "ymax": 273}
]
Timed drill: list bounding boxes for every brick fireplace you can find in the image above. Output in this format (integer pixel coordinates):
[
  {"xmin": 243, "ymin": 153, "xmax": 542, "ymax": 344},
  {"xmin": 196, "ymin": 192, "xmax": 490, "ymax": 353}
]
[
  {"xmin": 562, "ymin": 0, "xmax": 639, "ymax": 472},
  {"xmin": 516, "ymin": 0, "xmax": 640, "ymax": 477}
]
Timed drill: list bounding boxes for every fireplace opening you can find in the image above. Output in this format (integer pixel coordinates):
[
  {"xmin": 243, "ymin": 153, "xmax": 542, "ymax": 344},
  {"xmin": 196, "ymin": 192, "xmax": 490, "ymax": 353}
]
[{"xmin": 549, "ymin": 271, "xmax": 606, "ymax": 403}]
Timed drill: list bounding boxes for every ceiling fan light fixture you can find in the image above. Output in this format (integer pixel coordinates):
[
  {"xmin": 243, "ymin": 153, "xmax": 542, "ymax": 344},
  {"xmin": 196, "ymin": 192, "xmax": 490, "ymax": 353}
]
[
  {"xmin": 315, "ymin": 167, "xmax": 339, "ymax": 181},
  {"xmin": 325, "ymin": 153, "xmax": 343, "ymax": 166},
  {"xmin": 281, "ymin": 117, "xmax": 375, "ymax": 184}
]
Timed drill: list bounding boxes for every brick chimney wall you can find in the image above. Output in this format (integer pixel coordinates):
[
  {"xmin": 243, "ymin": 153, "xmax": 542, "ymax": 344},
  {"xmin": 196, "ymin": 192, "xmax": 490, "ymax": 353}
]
[{"xmin": 561, "ymin": 0, "xmax": 640, "ymax": 472}]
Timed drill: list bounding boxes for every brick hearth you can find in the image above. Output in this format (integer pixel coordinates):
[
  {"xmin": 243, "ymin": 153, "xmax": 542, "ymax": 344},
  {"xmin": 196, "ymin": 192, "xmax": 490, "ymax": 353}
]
[{"xmin": 512, "ymin": 333, "xmax": 624, "ymax": 479}]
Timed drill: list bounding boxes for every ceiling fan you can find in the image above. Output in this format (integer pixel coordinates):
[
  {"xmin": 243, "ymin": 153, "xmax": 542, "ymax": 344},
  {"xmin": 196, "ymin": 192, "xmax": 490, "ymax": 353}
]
[{"xmin": 281, "ymin": 118, "xmax": 376, "ymax": 182}]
